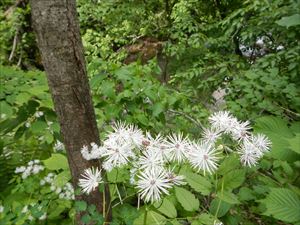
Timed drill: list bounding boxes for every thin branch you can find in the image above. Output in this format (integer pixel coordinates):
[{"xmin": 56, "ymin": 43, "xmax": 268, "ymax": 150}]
[
  {"xmin": 167, "ymin": 109, "xmax": 205, "ymax": 130},
  {"xmin": 9, "ymin": 29, "xmax": 19, "ymax": 61}
]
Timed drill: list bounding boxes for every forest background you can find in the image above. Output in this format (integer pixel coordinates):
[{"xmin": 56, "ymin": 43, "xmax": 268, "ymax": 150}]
[{"xmin": 0, "ymin": 0, "xmax": 300, "ymax": 224}]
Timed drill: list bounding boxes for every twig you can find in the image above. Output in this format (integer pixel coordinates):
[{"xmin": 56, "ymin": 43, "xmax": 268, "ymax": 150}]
[
  {"xmin": 168, "ymin": 109, "xmax": 205, "ymax": 130},
  {"xmin": 9, "ymin": 28, "xmax": 19, "ymax": 61}
]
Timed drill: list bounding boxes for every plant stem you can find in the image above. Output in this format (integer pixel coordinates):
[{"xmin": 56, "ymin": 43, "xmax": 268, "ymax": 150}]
[
  {"xmin": 214, "ymin": 178, "xmax": 224, "ymax": 220},
  {"xmin": 143, "ymin": 206, "xmax": 148, "ymax": 225}
]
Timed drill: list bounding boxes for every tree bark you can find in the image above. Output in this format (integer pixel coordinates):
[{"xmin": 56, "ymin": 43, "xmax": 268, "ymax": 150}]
[{"xmin": 29, "ymin": 0, "xmax": 110, "ymax": 222}]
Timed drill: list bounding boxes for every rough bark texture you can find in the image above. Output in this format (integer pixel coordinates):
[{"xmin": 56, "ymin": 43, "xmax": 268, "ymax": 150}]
[{"xmin": 29, "ymin": 0, "xmax": 110, "ymax": 222}]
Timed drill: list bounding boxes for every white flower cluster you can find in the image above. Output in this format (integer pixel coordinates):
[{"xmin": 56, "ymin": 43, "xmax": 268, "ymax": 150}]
[
  {"xmin": 40, "ymin": 173, "xmax": 74, "ymax": 200},
  {"xmin": 208, "ymin": 111, "xmax": 271, "ymax": 166},
  {"xmin": 21, "ymin": 204, "xmax": 46, "ymax": 221},
  {"xmin": 54, "ymin": 140, "xmax": 65, "ymax": 151},
  {"xmin": 15, "ymin": 160, "xmax": 44, "ymax": 179},
  {"xmin": 0, "ymin": 205, "xmax": 4, "ymax": 213},
  {"xmin": 78, "ymin": 111, "xmax": 271, "ymax": 203}
]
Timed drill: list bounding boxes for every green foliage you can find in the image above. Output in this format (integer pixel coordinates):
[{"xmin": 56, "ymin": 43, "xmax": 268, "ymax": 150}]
[
  {"xmin": 260, "ymin": 188, "xmax": 300, "ymax": 223},
  {"xmin": 175, "ymin": 187, "xmax": 199, "ymax": 212}
]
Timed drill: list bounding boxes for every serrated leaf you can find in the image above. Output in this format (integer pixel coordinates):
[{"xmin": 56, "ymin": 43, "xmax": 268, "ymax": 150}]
[
  {"xmin": 217, "ymin": 155, "xmax": 240, "ymax": 175},
  {"xmin": 276, "ymin": 14, "xmax": 300, "ymax": 28},
  {"xmin": 221, "ymin": 169, "xmax": 245, "ymax": 190},
  {"xmin": 175, "ymin": 187, "xmax": 199, "ymax": 212},
  {"xmin": 154, "ymin": 198, "xmax": 177, "ymax": 218},
  {"xmin": 181, "ymin": 171, "xmax": 212, "ymax": 195},
  {"xmin": 254, "ymin": 116, "xmax": 293, "ymax": 138},
  {"xmin": 43, "ymin": 153, "xmax": 69, "ymax": 170},
  {"xmin": 285, "ymin": 133, "xmax": 300, "ymax": 154},
  {"xmin": 217, "ymin": 191, "xmax": 240, "ymax": 204},
  {"xmin": 261, "ymin": 188, "xmax": 300, "ymax": 223}
]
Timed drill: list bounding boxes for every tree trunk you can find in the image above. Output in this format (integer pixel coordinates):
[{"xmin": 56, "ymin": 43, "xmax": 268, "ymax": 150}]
[{"xmin": 29, "ymin": 0, "xmax": 110, "ymax": 222}]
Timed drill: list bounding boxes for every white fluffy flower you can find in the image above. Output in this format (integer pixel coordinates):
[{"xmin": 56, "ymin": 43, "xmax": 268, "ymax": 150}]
[
  {"xmin": 106, "ymin": 121, "xmax": 130, "ymax": 144},
  {"xmin": 164, "ymin": 133, "xmax": 190, "ymax": 162},
  {"xmin": 202, "ymin": 127, "xmax": 222, "ymax": 143},
  {"xmin": 81, "ymin": 143, "xmax": 106, "ymax": 160},
  {"xmin": 230, "ymin": 120, "xmax": 251, "ymax": 141},
  {"xmin": 166, "ymin": 169, "xmax": 186, "ymax": 185},
  {"xmin": 188, "ymin": 141, "xmax": 220, "ymax": 174},
  {"xmin": 78, "ymin": 167, "xmax": 102, "ymax": 194},
  {"xmin": 238, "ymin": 138, "xmax": 266, "ymax": 167},
  {"xmin": 127, "ymin": 124, "xmax": 145, "ymax": 147},
  {"xmin": 102, "ymin": 140, "xmax": 135, "ymax": 170},
  {"xmin": 250, "ymin": 134, "xmax": 271, "ymax": 153},
  {"xmin": 138, "ymin": 149, "xmax": 164, "ymax": 171},
  {"xmin": 209, "ymin": 111, "xmax": 235, "ymax": 132},
  {"xmin": 137, "ymin": 167, "xmax": 172, "ymax": 203},
  {"xmin": 0, "ymin": 205, "xmax": 4, "ymax": 213}
]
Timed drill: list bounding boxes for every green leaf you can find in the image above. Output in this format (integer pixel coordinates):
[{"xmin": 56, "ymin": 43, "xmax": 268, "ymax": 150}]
[
  {"xmin": 30, "ymin": 121, "xmax": 48, "ymax": 133},
  {"xmin": 276, "ymin": 14, "xmax": 300, "ymax": 28},
  {"xmin": 217, "ymin": 155, "xmax": 240, "ymax": 175},
  {"xmin": 54, "ymin": 170, "xmax": 71, "ymax": 187},
  {"xmin": 152, "ymin": 103, "xmax": 164, "ymax": 117},
  {"xmin": 221, "ymin": 169, "xmax": 245, "ymax": 190},
  {"xmin": 238, "ymin": 187, "xmax": 256, "ymax": 201},
  {"xmin": 191, "ymin": 213, "xmax": 216, "ymax": 225},
  {"xmin": 175, "ymin": 187, "xmax": 199, "ymax": 212},
  {"xmin": 101, "ymin": 80, "xmax": 115, "ymax": 99},
  {"xmin": 75, "ymin": 201, "xmax": 87, "ymax": 212},
  {"xmin": 261, "ymin": 188, "xmax": 300, "ymax": 223},
  {"xmin": 254, "ymin": 116, "xmax": 293, "ymax": 138},
  {"xmin": 154, "ymin": 198, "xmax": 177, "ymax": 218},
  {"xmin": 133, "ymin": 210, "xmax": 166, "ymax": 225},
  {"xmin": 181, "ymin": 171, "xmax": 212, "ymax": 195},
  {"xmin": 217, "ymin": 191, "xmax": 240, "ymax": 204},
  {"xmin": 285, "ymin": 133, "xmax": 300, "ymax": 154},
  {"xmin": 209, "ymin": 198, "xmax": 231, "ymax": 217},
  {"xmin": 43, "ymin": 154, "xmax": 69, "ymax": 170}
]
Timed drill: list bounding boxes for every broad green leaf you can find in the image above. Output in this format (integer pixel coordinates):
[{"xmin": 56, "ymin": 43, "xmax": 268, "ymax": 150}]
[
  {"xmin": 209, "ymin": 198, "xmax": 231, "ymax": 217},
  {"xmin": 43, "ymin": 153, "xmax": 69, "ymax": 170},
  {"xmin": 181, "ymin": 171, "xmax": 212, "ymax": 195},
  {"xmin": 133, "ymin": 210, "xmax": 166, "ymax": 225},
  {"xmin": 238, "ymin": 187, "xmax": 256, "ymax": 201},
  {"xmin": 152, "ymin": 103, "xmax": 164, "ymax": 117},
  {"xmin": 217, "ymin": 191, "xmax": 240, "ymax": 204},
  {"xmin": 276, "ymin": 14, "xmax": 300, "ymax": 28},
  {"xmin": 54, "ymin": 170, "xmax": 71, "ymax": 187},
  {"xmin": 175, "ymin": 187, "xmax": 199, "ymax": 212},
  {"xmin": 261, "ymin": 188, "xmax": 300, "ymax": 223},
  {"xmin": 15, "ymin": 92, "xmax": 32, "ymax": 105},
  {"xmin": 191, "ymin": 213, "xmax": 217, "ymax": 225},
  {"xmin": 221, "ymin": 169, "xmax": 245, "ymax": 190},
  {"xmin": 217, "ymin": 155, "xmax": 240, "ymax": 175},
  {"xmin": 75, "ymin": 200, "xmax": 87, "ymax": 212},
  {"xmin": 154, "ymin": 198, "xmax": 177, "ymax": 218},
  {"xmin": 30, "ymin": 121, "xmax": 48, "ymax": 133},
  {"xmin": 254, "ymin": 116, "xmax": 293, "ymax": 138},
  {"xmin": 285, "ymin": 133, "xmax": 300, "ymax": 154}
]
